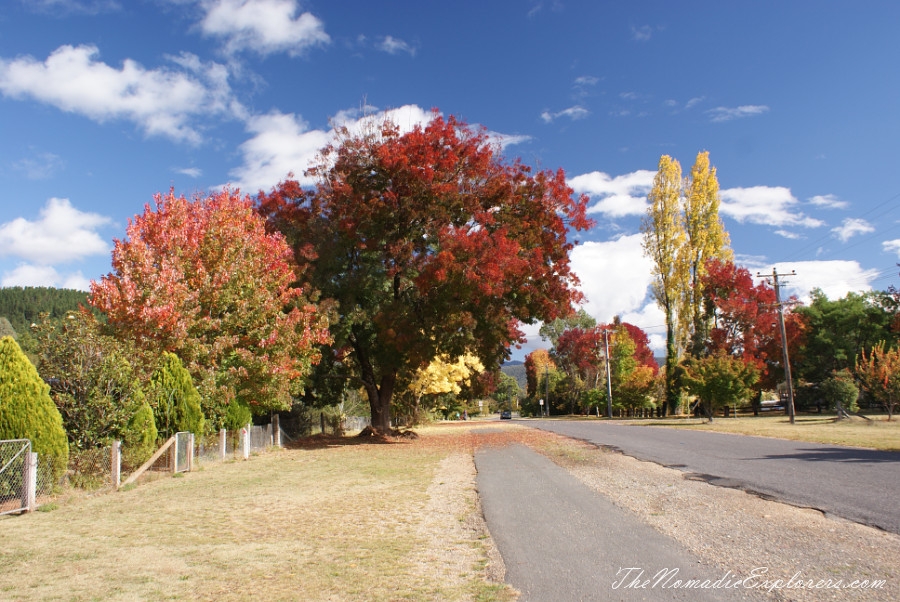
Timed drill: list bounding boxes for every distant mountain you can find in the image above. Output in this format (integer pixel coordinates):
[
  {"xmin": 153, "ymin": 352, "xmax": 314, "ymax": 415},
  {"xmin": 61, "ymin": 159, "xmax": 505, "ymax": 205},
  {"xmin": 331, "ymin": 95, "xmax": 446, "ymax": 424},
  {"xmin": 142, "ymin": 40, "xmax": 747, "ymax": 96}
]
[
  {"xmin": 501, "ymin": 363, "xmax": 527, "ymax": 391},
  {"xmin": 0, "ymin": 286, "xmax": 90, "ymax": 334},
  {"xmin": 502, "ymin": 360, "xmax": 524, "ymax": 366}
]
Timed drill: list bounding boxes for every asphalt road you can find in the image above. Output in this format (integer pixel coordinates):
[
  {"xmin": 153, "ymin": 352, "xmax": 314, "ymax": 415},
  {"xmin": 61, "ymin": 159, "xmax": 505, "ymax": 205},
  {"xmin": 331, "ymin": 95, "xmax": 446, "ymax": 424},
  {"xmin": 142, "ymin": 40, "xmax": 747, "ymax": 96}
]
[
  {"xmin": 476, "ymin": 443, "xmax": 764, "ymax": 601},
  {"xmin": 526, "ymin": 420, "xmax": 900, "ymax": 534}
]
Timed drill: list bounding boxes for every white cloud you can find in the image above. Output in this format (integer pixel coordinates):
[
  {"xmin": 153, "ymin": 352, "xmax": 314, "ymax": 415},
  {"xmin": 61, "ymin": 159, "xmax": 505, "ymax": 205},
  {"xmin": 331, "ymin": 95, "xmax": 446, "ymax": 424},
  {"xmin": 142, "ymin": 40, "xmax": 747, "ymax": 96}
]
[
  {"xmin": 199, "ymin": 0, "xmax": 330, "ymax": 56},
  {"xmin": 176, "ymin": 167, "xmax": 203, "ymax": 178},
  {"xmin": 707, "ymin": 105, "xmax": 769, "ymax": 122},
  {"xmin": 685, "ymin": 96, "xmax": 705, "ymax": 109},
  {"xmin": 0, "ymin": 264, "xmax": 91, "ymax": 291},
  {"xmin": 541, "ymin": 105, "xmax": 589, "ymax": 123},
  {"xmin": 11, "ymin": 151, "xmax": 64, "ymax": 180},
  {"xmin": 0, "ymin": 45, "xmax": 241, "ymax": 144},
  {"xmin": 377, "ymin": 36, "xmax": 416, "ymax": 56},
  {"xmin": 574, "ymin": 76, "xmax": 598, "ymax": 86},
  {"xmin": 515, "ymin": 235, "xmax": 661, "ymax": 359},
  {"xmin": 808, "ymin": 194, "xmax": 848, "ymax": 209},
  {"xmin": 0, "ymin": 198, "xmax": 112, "ymax": 265},
  {"xmin": 487, "ymin": 132, "xmax": 532, "ymax": 150},
  {"xmin": 570, "ymin": 235, "xmax": 655, "ymax": 322},
  {"xmin": 720, "ymin": 186, "xmax": 825, "ymax": 228},
  {"xmin": 568, "ymin": 169, "xmax": 655, "ymax": 218},
  {"xmin": 631, "ymin": 25, "xmax": 653, "ymax": 41},
  {"xmin": 745, "ymin": 259, "xmax": 881, "ymax": 303},
  {"xmin": 883, "ymin": 239, "xmax": 900, "ymax": 257},
  {"xmin": 831, "ymin": 218, "xmax": 874, "ymax": 242},
  {"xmin": 228, "ymin": 110, "xmax": 330, "ymax": 191},
  {"xmin": 774, "ymin": 229, "xmax": 803, "ymax": 240},
  {"xmin": 229, "ymin": 104, "xmax": 437, "ymax": 192}
]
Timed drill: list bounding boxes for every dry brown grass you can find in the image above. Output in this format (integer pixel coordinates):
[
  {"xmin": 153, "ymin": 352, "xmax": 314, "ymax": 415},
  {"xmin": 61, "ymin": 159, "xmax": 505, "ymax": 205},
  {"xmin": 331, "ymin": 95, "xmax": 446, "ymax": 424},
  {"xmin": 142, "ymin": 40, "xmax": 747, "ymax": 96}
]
[
  {"xmin": 0, "ymin": 426, "xmax": 521, "ymax": 602},
  {"xmin": 617, "ymin": 414, "xmax": 900, "ymax": 451}
]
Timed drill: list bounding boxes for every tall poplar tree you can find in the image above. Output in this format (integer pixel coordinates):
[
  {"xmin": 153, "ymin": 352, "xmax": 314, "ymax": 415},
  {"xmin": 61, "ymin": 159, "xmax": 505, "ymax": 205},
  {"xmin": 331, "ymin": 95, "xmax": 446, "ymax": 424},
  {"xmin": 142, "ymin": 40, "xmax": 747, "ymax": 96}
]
[
  {"xmin": 681, "ymin": 151, "xmax": 732, "ymax": 355},
  {"xmin": 641, "ymin": 155, "xmax": 686, "ymax": 414}
]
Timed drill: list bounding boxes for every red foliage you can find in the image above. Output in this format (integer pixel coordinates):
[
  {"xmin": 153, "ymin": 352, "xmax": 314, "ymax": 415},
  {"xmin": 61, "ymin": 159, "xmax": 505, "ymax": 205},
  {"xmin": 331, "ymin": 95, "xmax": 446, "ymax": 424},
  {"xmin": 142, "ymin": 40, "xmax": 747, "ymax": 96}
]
[
  {"xmin": 257, "ymin": 113, "xmax": 592, "ymax": 429},
  {"xmin": 91, "ymin": 188, "xmax": 331, "ymax": 414},
  {"xmin": 553, "ymin": 322, "xmax": 658, "ymax": 377},
  {"xmin": 702, "ymin": 259, "xmax": 803, "ymax": 389}
]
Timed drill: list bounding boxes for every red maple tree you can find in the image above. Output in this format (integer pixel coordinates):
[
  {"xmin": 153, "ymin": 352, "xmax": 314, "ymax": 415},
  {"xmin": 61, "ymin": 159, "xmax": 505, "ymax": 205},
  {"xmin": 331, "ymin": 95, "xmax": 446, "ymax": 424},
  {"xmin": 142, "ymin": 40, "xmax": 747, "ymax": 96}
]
[
  {"xmin": 258, "ymin": 113, "xmax": 592, "ymax": 431},
  {"xmin": 701, "ymin": 259, "xmax": 803, "ymax": 391},
  {"xmin": 91, "ymin": 188, "xmax": 331, "ymax": 423}
]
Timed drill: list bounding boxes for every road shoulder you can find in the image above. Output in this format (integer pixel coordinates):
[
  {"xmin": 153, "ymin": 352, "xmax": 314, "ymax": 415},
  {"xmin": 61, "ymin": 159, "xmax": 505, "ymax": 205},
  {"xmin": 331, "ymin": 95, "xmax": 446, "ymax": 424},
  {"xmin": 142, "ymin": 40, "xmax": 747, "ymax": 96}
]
[{"xmin": 476, "ymin": 443, "xmax": 763, "ymax": 601}]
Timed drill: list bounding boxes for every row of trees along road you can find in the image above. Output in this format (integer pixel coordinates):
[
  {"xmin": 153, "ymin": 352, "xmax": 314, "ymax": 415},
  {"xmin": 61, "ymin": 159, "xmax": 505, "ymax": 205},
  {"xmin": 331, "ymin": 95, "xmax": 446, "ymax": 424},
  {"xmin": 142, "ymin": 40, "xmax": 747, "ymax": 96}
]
[
  {"xmin": 10, "ymin": 111, "xmax": 582, "ymax": 439},
  {"xmin": 524, "ymin": 151, "xmax": 900, "ymax": 421}
]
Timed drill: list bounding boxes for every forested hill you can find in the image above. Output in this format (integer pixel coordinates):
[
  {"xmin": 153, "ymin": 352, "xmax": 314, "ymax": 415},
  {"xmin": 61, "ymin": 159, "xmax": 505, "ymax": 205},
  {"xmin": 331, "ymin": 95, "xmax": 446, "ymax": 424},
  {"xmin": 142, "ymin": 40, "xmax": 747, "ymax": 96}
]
[
  {"xmin": 0, "ymin": 286, "xmax": 90, "ymax": 334},
  {"xmin": 501, "ymin": 361, "xmax": 527, "ymax": 391}
]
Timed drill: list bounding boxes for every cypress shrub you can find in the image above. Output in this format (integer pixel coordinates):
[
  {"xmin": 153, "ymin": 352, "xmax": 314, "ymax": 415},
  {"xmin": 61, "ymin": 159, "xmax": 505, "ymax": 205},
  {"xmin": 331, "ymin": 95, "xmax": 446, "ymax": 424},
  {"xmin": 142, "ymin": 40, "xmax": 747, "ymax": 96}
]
[
  {"xmin": 0, "ymin": 336, "xmax": 69, "ymax": 482},
  {"xmin": 223, "ymin": 399, "xmax": 252, "ymax": 431},
  {"xmin": 150, "ymin": 352, "xmax": 205, "ymax": 438},
  {"xmin": 122, "ymin": 390, "xmax": 158, "ymax": 467}
]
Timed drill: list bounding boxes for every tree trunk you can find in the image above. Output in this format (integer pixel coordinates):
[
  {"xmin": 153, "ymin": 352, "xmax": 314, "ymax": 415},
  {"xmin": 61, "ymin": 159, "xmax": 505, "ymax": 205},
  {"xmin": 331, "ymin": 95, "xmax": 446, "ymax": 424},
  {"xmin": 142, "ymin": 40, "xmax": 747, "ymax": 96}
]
[
  {"xmin": 352, "ymin": 331, "xmax": 397, "ymax": 433},
  {"xmin": 363, "ymin": 372, "xmax": 396, "ymax": 432},
  {"xmin": 664, "ymin": 318, "xmax": 679, "ymax": 415}
]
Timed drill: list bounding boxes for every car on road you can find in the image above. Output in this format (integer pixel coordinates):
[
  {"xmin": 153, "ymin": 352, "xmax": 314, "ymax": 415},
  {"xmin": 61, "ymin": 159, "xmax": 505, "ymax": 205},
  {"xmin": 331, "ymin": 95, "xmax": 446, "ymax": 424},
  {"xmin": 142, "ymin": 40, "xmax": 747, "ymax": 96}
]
[{"xmin": 500, "ymin": 410, "xmax": 512, "ymax": 419}]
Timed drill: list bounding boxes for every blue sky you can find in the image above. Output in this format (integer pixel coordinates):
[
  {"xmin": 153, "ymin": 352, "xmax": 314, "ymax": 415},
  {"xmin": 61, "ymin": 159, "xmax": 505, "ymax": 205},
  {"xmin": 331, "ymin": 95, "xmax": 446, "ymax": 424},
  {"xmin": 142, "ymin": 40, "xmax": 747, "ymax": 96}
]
[{"xmin": 1, "ymin": 0, "xmax": 899, "ymax": 358}]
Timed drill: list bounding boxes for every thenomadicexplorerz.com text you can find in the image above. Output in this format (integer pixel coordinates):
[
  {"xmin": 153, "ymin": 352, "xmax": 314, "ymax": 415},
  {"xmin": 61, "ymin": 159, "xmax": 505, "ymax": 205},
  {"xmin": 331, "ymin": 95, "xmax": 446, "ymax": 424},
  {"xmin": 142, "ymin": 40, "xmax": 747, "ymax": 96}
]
[{"xmin": 611, "ymin": 567, "xmax": 887, "ymax": 594}]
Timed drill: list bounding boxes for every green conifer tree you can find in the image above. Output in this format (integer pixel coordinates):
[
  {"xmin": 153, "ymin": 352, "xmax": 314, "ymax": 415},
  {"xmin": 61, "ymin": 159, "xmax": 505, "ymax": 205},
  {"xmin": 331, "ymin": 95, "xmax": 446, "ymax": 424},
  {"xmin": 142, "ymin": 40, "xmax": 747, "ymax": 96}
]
[
  {"xmin": 122, "ymin": 389, "xmax": 158, "ymax": 466},
  {"xmin": 149, "ymin": 352, "xmax": 205, "ymax": 438},
  {"xmin": 0, "ymin": 336, "xmax": 69, "ymax": 482}
]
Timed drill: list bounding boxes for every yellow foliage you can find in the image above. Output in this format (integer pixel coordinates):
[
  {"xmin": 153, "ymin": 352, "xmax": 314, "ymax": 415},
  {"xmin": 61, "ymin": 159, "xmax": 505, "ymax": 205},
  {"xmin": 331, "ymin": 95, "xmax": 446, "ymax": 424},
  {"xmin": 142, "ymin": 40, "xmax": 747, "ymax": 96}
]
[
  {"xmin": 680, "ymin": 151, "xmax": 732, "ymax": 352},
  {"xmin": 408, "ymin": 353, "xmax": 485, "ymax": 399},
  {"xmin": 641, "ymin": 155, "xmax": 687, "ymax": 363}
]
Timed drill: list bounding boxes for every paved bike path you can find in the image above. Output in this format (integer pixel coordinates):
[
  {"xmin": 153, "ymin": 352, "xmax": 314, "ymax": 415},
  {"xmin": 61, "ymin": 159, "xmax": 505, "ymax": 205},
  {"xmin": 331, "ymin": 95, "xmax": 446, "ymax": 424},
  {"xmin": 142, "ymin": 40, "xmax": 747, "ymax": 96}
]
[{"xmin": 476, "ymin": 444, "xmax": 763, "ymax": 601}]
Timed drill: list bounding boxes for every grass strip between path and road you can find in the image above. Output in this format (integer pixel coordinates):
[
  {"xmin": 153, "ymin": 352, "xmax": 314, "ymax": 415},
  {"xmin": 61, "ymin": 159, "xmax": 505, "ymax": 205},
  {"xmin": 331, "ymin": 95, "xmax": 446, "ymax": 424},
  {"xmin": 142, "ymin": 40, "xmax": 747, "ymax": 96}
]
[
  {"xmin": 0, "ymin": 425, "xmax": 520, "ymax": 602},
  {"xmin": 613, "ymin": 414, "xmax": 900, "ymax": 451}
]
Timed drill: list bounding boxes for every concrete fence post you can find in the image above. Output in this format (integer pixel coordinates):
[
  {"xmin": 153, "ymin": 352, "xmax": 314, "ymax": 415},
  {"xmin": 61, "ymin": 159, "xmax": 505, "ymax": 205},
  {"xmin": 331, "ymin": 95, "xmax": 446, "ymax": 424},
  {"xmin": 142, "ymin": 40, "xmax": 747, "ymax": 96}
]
[
  {"xmin": 111, "ymin": 440, "xmax": 121, "ymax": 489},
  {"xmin": 188, "ymin": 433, "xmax": 194, "ymax": 472},
  {"xmin": 219, "ymin": 428, "xmax": 227, "ymax": 460},
  {"xmin": 241, "ymin": 424, "xmax": 250, "ymax": 460},
  {"xmin": 273, "ymin": 414, "xmax": 281, "ymax": 448},
  {"xmin": 23, "ymin": 452, "xmax": 37, "ymax": 512}
]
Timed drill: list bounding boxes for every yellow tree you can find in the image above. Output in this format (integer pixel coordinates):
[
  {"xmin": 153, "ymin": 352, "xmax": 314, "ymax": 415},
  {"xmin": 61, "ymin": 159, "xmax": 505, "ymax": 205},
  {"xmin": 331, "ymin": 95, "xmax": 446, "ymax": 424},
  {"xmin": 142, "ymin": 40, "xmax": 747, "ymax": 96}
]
[
  {"xmin": 641, "ymin": 155, "xmax": 686, "ymax": 414},
  {"xmin": 680, "ymin": 151, "xmax": 733, "ymax": 355},
  {"xmin": 407, "ymin": 353, "xmax": 484, "ymax": 422}
]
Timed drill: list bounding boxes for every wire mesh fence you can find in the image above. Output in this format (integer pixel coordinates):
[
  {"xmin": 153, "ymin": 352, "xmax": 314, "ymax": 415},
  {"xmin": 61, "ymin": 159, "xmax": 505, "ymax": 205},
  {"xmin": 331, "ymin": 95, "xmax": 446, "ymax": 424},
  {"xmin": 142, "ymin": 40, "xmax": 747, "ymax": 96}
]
[
  {"xmin": 66, "ymin": 446, "xmax": 113, "ymax": 492},
  {"xmin": 0, "ymin": 439, "xmax": 30, "ymax": 516},
  {"xmin": 3, "ymin": 418, "xmax": 300, "ymax": 515},
  {"xmin": 174, "ymin": 432, "xmax": 192, "ymax": 473}
]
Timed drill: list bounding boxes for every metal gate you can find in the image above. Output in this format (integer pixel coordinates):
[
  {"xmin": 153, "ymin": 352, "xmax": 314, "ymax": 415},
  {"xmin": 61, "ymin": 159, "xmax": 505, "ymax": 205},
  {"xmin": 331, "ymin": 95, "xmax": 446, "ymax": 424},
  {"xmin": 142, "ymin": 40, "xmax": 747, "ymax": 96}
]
[{"xmin": 0, "ymin": 439, "xmax": 34, "ymax": 516}]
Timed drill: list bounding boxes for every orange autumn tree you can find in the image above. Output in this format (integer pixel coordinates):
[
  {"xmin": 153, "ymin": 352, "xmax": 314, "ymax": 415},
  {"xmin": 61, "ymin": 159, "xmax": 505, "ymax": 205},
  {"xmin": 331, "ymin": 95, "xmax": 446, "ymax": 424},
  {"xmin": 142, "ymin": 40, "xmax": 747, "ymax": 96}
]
[
  {"xmin": 855, "ymin": 342, "xmax": 900, "ymax": 420},
  {"xmin": 91, "ymin": 188, "xmax": 331, "ymax": 426},
  {"xmin": 258, "ymin": 113, "xmax": 592, "ymax": 432}
]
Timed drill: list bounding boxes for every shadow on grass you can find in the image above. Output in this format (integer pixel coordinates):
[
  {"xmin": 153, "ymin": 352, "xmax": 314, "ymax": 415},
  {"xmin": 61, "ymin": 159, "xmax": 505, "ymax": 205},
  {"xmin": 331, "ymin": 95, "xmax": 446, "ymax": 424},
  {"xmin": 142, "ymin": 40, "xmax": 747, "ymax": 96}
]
[{"xmin": 284, "ymin": 432, "xmax": 417, "ymax": 450}]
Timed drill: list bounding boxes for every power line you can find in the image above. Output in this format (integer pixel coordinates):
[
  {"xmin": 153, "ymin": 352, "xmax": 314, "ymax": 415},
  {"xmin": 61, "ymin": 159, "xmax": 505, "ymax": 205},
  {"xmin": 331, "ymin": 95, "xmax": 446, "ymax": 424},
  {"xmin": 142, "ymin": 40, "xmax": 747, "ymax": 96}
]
[{"xmin": 778, "ymin": 190, "xmax": 900, "ymax": 264}]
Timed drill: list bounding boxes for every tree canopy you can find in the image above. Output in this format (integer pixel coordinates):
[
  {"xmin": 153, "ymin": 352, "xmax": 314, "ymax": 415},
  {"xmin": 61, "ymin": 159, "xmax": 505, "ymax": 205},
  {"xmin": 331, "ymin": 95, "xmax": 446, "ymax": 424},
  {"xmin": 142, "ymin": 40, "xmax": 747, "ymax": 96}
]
[
  {"xmin": 91, "ymin": 188, "xmax": 331, "ymax": 425},
  {"xmin": 257, "ymin": 113, "xmax": 591, "ymax": 431}
]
